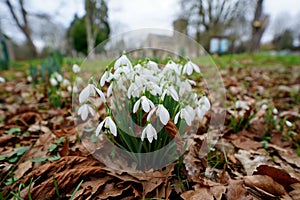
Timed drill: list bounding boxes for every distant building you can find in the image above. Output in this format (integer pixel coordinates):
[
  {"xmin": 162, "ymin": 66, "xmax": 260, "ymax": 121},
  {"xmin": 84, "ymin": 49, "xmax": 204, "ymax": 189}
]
[{"xmin": 138, "ymin": 18, "xmax": 204, "ymax": 59}]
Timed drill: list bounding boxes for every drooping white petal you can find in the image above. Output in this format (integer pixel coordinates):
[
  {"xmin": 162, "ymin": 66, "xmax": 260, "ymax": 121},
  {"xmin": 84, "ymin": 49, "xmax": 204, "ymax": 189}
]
[
  {"xmin": 147, "ymin": 108, "xmax": 156, "ymax": 121},
  {"xmin": 174, "ymin": 111, "xmax": 180, "ymax": 124},
  {"xmin": 106, "ymin": 117, "xmax": 117, "ymax": 136},
  {"xmin": 94, "ymin": 87, "xmax": 106, "ymax": 102},
  {"xmin": 157, "ymin": 104, "xmax": 170, "ymax": 125},
  {"xmin": 95, "ymin": 120, "xmax": 105, "ymax": 136},
  {"xmin": 285, "ymin": 120, "xmax": 292, "ymax": 127},
  {"xmin": 114, "ymin": 55, "xmax": 132, "ymax": 70},
  {"xmin": 107, "ymin": 83, "xmax": 113, "ymax": 98},
  {"xmin": 141, "ymin": 97, "xmax": 150, "ymax": 112},
  {"xmin": 133, "ymin": 99, "xmax": 141, "ymax": 113},
  {"xmin": 79, "ymin": 84, "xmax": 94, "ymax": 103},
  {"xmin": 50, "ymin": 78, "xmax": 58, "ymax": 86},
  {"xmin": 168, "ymin": 86, "xmax": 179, "ymax": 101},
  {"xmin": 182, "ymin": 106, "xmax": 195, "ymax": 126},
  {"xmin": 78, "ymin": 104, "xmax": 88, "ymax": 121},
  {"xmin": 72, "ymin": 64, "xmax": 81, "ymax": 73},
  {"xmin": 141, "ymin": 124, "xmax": 157, "ymax": 143},
  {"xmin": 199, "ymin": 96, "xmax": 211, "ymax": 111},
  {"xmin": 100, "ymin": 71, "xmax": 107, "ymax": 87}
]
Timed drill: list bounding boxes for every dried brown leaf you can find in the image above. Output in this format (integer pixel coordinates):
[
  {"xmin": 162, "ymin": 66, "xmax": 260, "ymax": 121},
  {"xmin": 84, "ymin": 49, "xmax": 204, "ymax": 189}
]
[
  {"xmin": 181, "ymin": 187, "xmax": 214, "ymax": 200},
  {"xmin": 226, "ymin": 179, "xmax": 248, "ymax": 200},
  {"xmin": 244, "ymin": 175, "xmax": 286, "ymax": 197},
  {"xmin": 254, "ymin": 165, "xmax": 299, "ymax": 191}
]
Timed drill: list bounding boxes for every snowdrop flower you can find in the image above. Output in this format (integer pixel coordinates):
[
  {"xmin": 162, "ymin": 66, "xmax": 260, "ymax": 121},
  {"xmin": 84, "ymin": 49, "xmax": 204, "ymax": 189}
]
[
  {"xmin": 114, "ymin": 54, "xmax": 132, "ymax": 70},
  {"xmin": 162, "ymin": 85, "xmax": 179, "ymax": 101},
  {"xmin": 261, "ymin": 104, "xmax": 268, "ymax": 110},
  {"xmin": 164, "ymin": 60, "xmax": 181, "ymax": 75},
  {"xmin": 100, "ymin": 70, "xmax": 109, "ymax": 87},
  {"xmin": 174, "ymin": 105, "xmax": 195, "ymax": 126},
  {"xmin": 96, "ymin": 116, "xmax": 117, "ymax": 136},
  {"xmin": 141, "ymin": 123, "xmax": 157, "ymax": 143},
  {"xmin": 273, "ymin": 108, "xmax": 278, "ymax": 115},
  {"xmin": 147, "ymin": 104, "xmax": 170, "ymax": 125},
  {"xmin": 72, "ymin": 64, "xmax": 81, "ymax": 73},
  {"xmin": 62, "ymin": 79, "xmax": 70, "ymax": 87},
  {"xmin": 285, "ymin": 120, "xmax": 292, "ymax": 127},
  {"xmin": 78, "ymin": 104, "xmax": 95, "ymax": 121},
  {"xmin": 27, "ymin": 76, "xmax": 32, "ymax": 82},
  {"xmin": 68, "ymin": 86, "xmax": 78, "ymax": 93},
  {"xmin": 50, "ymin": 77, "xmax": 58, "ymax": 86},
  {"xmin": 76, "ymin": 77, "xmax": 83, "ymax": 84},
  {"xmin": 53, "ymin": 72, "xmax": 63, "ymax": 82},
  {"xmin": 183, "ymin": 61, "xmax": 200, "ymax": 75},
  {"xmin": 147, "ymin": 60, "xmax": 159, "ymax": 71},
  {"xmin": 156, "ymin": 104, "xmax": 170, "ymax": 125},
  {"xmin": 0, "ymin": 77, "xmax": 5, "ymax": 83},
  {"xmin": 79, "ymin": 84, "xmax": 106, "ymax": 103},
  {"xmin": 133, "ymin": 96, "xmax": 155, "ymax": 113},
  {"xmin": 235, "ymin": 100, "xmax": 249, "ymax": 110},
  {"xmin": 195, "ymin": 96, "xmax": 211, "ymax": 119}
]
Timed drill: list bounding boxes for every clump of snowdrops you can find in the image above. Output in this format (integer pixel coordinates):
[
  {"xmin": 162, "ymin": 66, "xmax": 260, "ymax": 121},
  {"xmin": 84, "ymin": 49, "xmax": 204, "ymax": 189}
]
[{"xmin": 77, "ymin": 54, "xmax": 211, "ymax": 169}]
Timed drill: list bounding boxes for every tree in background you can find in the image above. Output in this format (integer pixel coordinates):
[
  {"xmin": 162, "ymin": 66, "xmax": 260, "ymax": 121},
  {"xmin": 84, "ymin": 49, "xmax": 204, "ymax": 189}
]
[
  {"xmin": 85, "ymin": 0, "xmax": 110, "ymax": 58},
  {"xmin": 67, "ymin": 11, "xmax": 110, "ymax": 56},
  {"xmin": 248, "ymin": 0, "xmax": 269, "ymax": 52},
  {"xmin": 272, "ymin": 29, "xmax": 294, "ymax": 50},
  {"xmin": 5, "ymin": 0, "xmax": 37, "ymax": 57},
  {"xmin": 179, "ymin": 0, "xmax": 253, "ymax": 51}
]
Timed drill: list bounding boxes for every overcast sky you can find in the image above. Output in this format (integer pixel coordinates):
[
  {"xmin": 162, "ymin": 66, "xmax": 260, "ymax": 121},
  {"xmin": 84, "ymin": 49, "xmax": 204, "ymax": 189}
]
[{"xmin": 1, "ymin": 0, "xmax": 299, "ymax": 45}]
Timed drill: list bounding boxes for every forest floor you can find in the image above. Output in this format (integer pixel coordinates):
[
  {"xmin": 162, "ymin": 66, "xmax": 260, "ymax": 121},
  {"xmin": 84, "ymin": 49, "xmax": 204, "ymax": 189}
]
[{"xmin": 0, "ymin": 53, "xmax": 300, "ymax": 199}]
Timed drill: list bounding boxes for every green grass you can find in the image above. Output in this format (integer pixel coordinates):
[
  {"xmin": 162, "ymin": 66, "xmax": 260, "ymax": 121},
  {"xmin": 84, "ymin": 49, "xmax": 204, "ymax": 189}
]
[{"xmin": 211, "ymin": 52, "xmax": 300, "ymax": 69}]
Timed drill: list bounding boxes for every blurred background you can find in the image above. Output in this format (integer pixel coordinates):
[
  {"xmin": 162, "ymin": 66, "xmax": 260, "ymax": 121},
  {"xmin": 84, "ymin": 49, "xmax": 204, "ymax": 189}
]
[{"xmin": 0, "ymin": 0, "xmax": 299, "ymax": 60}]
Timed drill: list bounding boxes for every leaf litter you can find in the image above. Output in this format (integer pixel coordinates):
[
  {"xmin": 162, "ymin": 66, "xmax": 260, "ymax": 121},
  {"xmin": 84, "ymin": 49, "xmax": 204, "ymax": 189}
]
[{"xmin": 0, "ymin": 64, "xmax": 299, "ymax": 199}]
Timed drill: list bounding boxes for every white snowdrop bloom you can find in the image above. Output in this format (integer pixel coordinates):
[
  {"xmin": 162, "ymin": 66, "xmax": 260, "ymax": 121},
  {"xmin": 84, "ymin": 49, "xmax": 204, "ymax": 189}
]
[
  {"xmin": 27, "ymin": 76, "xmax": 32, "ymax": 82},
  {"xmin": 162, "ymin": 85, "xmax": 179, "ymax": 101},
  {"xmin": 261, "ymin": 104, "xmax": 268, "ymax": 110},
  {"xmin": 72, "ymin": 64, "xmax": 81, "ymax": 73},
  {"xmin": 235, "ymin": 100, "xmax": 249, "ymax": 110},
  {"xmin": 198, "ymin": 96, "xmax": 211, "ymax": 111},
  {"xmin": 50, "ymin": 77, "xmax": 58, "ymax": 86},
  {"xmin": 0, "ymin": 77, "xmax": 5, "ymax": 83},
  {"xmin": 179, "ymin": 80, "xmax": 193, "ymax": 96},
  {"xmin": 96, "ymin": 116, "xmax": 117, "ymax": 136},
  {"xmin": 183, "ymin": 61, "xmax": 200, "ymax": 75},
  {"xmin": 133, "ymin": 96, "xmax": 155, "ymax": 113},
  {"xmin": 78, "ymin": 104, "xmax": 95, "ymax": 121},
  {"xmin": 164, "ymin": 60, "xmax": 181, "ymax": 75},
  {"xmin": 54, "ymin": 72, "xmax": 63, "ymax": 82},
  {"xmin": 114, "ymin": 54, "xmax": 132, "ymax": 70},
  {"xmin": 107, "ymin": 82, "xmax": 113, "ymax": 98},
  {"xmin": 68, "ymin": 86, "xmax": 78, "ymax": 93},
  {"xmin": 195, "ymin": 96, "xmax": 211, "ymax": 119},
  {"xmin": 141, "ymin": 123, "xmax": 157, "ymax": 143},
  {"xmin": 285, "ymin": 120, "xmax": 292, "ymax": 127},
  {"xmin": 67, "ymin": 86, "xmax": 72, "ymax": 93},
  {"xmin": 147, "ymin": 82, "xmax": 162, "ymax": 96},
  {"xmin": 156, "ymin": 104, "xmax": 170, "ymax": 125},
  {"xmin": 76, "ymin": 77, "xmax": 83, "ymax": 84},
  {"xmin": 147, "ymin": 60, "xmax": 159, "ymax": 71},
  {"xmin": 273, "ymin": 108, "xmax": 278, "ymax": 115},
  {"xmin": 174, "ymin": 105, "xmax": 195, "ymax": 126},
  {"xmin": 79, "ymin": 84, "xmax": 106, "ymax": 103},
  {"xmin": 100, "ymin": 71, "xmax": 109, "ymax": 87},
  {"xmin": 62, "ymin": 79, "xmax": 70, "ymax": 87}
]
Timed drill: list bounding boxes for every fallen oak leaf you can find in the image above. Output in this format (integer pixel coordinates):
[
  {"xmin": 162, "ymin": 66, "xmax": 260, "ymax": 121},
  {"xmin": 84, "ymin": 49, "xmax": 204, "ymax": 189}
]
[
  {"xmin": 244, "ymin": 175, "xmax": 286, "ymax": 197},
  {"xmin": 226, "ymin": 179, "xmax": 249, "ymax": 200},
  {"xmin": 254, "ymin": 165, "xmax": 299, "ymax": 192}
]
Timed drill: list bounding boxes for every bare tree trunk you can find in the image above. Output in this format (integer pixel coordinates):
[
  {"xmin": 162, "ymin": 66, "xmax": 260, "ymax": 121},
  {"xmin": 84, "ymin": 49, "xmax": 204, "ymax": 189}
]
[
  {"xmin": 5, "ymin": 0, "xmax": 37, "ymax": 57},
  {"xmin": 85, "ymin": 0, "xmax": 96, "ymax": 59},
  {"xmin": 249, "ymin": 0, "xmax": 269, "ymax": 52}
]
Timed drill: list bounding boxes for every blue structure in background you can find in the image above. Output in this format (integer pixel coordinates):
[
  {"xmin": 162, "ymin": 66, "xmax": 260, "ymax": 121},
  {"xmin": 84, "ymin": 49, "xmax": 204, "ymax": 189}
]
[{"xmin": 209, "ymin": 36, "xmax": 230, "ymax": 54}]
